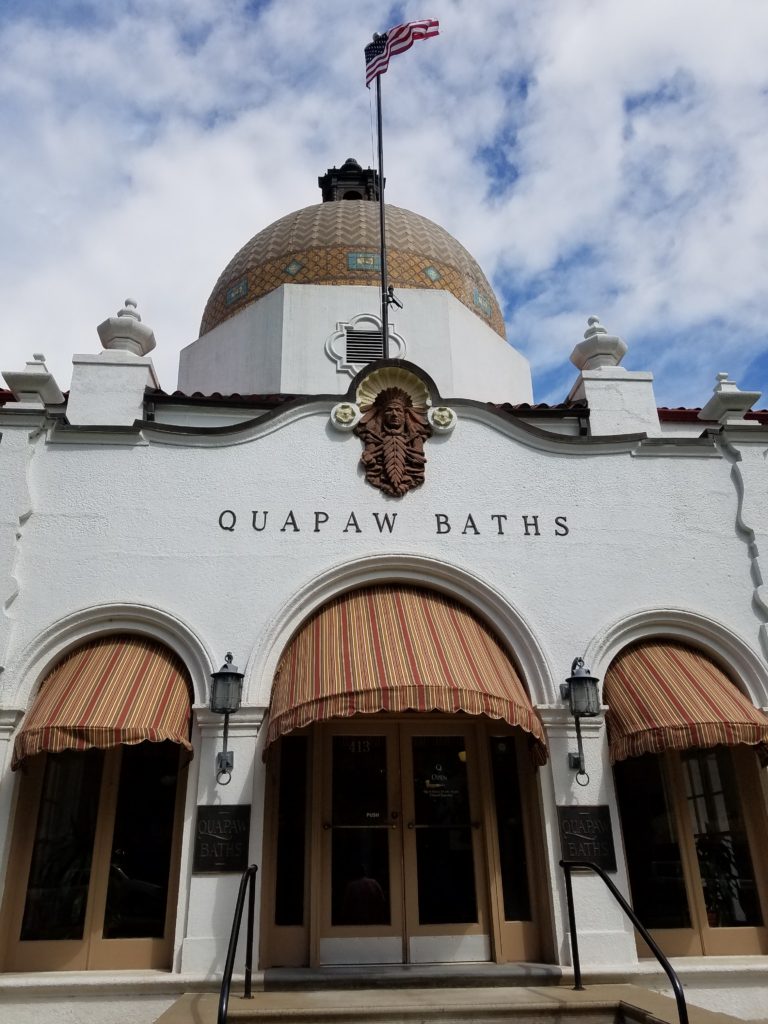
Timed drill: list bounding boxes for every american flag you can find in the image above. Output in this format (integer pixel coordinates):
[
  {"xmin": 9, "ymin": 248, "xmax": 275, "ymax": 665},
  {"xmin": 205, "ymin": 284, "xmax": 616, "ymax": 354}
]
[{"xmin": 364, "ymin": 19, "xmax": 440, "ymax": 88}]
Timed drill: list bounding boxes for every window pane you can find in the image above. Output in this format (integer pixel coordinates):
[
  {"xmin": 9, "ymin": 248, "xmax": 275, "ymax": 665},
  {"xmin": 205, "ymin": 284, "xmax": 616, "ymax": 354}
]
[
  {"xmin": 21, "ymin": 749, "xmax": 104, "ymax": 941},
  {"xmin": 411, "ymin": 735, "xmax": 471, "ymax": 827},
  {"xmin": 411, "ymin": 736, "xmax": 478, "ymax": 925},
  {"xmin": 331, "ymin": 828, "xmax": 391, "ymax": 926},
  {"xmin": 614, "ymin": 754, "xmax": 691, "ymax": 929},
  {"xmin": 275, "ymin": 736, "xmax": 308, "ymax": 926},
  {"xmin": 330, "ymin": 735, "xmax": 391, "ymax": 926},
  {"xmin": 102, "ymin": 742, "xmax": 179, "ymax": 939},
  {"xmin": 490, "ymin": 737, "xmax": 531, "ymax": 921},
  {"xmin": 332, "ymin": 736, "xmax": 388, "ymax": 825},
  {"xmin": 682, "ymin": 747, "xmax": 762, "ymax": 928},
  {"xmin": 415, "ymin": 826, "xmax": 477, "ymax": 924}
]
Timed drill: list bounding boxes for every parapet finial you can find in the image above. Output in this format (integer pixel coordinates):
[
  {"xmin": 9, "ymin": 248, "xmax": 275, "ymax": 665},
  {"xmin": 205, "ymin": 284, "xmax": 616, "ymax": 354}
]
[
  {"xmin": 97, "ymin": 298, "xmax": 156, "ymax": 357},
  {"xmin": 570, "ymin": 315, "xmax": 627, "ymax": 371}
]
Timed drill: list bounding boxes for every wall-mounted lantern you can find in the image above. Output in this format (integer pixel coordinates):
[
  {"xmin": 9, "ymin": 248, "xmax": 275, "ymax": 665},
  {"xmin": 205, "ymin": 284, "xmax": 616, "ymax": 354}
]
[
  {"xmin": 560, "ymin": 657, "xmax": 601, "ymax": 786},
  {"xmin": 210, "ymin": 652, "xmax": 244, "ymax": 785}
]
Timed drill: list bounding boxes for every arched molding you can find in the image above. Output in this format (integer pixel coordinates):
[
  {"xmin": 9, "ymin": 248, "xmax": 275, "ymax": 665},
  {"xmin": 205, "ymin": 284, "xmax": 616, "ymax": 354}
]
[
  {"xmin": 583, "ymin": 607, "xmax": 768, "ymax": 708},
  {"xmin": 244, "ymin": 553, "xmax": 553, "ymax": 709},
  {"xmin": 4, "ymin": 603, "xmax": 214, "ymax": 712}
]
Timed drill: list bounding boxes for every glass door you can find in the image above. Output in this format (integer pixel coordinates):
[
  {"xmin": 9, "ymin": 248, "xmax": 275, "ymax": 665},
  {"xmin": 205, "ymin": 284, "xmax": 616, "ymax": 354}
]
[
  {"xmin": 319, "ymin": 726, "xmax": 405, "ymax": 964},
  {"xmin": 401, "ymin": 725, "xmax": 490, "ymax": 963},
  {"xmin": 317, "ymin": 721, "xmax": 491, "ymax": 964}
]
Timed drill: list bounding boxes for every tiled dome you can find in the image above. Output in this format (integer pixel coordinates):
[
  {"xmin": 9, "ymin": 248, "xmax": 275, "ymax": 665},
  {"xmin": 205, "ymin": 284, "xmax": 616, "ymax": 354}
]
[{"xmin": 199, "ymin": 201, "xmax": 506, "ymax": 339}]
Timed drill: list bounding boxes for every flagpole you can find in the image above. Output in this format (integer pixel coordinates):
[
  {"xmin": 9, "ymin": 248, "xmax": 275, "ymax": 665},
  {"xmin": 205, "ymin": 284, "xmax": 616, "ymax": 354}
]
[{"xmin": 375, "ymin": 73, "xmax": 389, "ymax": 359}]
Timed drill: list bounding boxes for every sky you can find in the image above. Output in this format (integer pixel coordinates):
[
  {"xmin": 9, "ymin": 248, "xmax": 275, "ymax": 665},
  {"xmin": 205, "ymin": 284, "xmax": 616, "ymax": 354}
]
[{"xmin": 1, "ymin": 0, "xmax": 767, "ymax": 407}]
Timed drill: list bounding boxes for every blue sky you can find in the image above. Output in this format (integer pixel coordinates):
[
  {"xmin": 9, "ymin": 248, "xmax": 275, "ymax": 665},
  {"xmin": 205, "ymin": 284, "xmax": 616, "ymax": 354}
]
[{"xmin": 1, "ymin": 0, "xmax": 767, "ymax": 408}]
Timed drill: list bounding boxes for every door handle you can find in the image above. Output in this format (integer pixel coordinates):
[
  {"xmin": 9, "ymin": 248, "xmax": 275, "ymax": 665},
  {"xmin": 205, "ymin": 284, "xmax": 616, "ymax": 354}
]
[{"xmin": 323, "ymin": 822, "xmax": 331, "ymax": 830}]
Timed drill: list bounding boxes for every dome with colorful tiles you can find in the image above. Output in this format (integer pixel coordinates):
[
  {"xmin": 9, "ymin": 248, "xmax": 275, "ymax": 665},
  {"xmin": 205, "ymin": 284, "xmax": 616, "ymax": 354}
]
[{"xmin": 199, "ymin": 159, "xmax": 506, "ymax": 340}]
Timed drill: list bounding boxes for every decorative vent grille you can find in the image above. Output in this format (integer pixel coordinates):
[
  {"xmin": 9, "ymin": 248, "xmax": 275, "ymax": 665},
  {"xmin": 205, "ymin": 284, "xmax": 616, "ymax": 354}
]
[{"xmin": 345, "ymin": 328, "xmax": 385, "ymax": 364}]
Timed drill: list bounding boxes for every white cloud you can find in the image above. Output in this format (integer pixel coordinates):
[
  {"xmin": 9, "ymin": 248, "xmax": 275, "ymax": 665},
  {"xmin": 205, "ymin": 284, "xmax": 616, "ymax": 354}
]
[{"xmin": 1, "ymin": 0, "xmax": 767, "ymax": 407}]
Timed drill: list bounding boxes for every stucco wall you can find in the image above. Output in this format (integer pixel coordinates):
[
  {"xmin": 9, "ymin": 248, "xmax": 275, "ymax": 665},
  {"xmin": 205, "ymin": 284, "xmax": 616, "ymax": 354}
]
[{"xmin": 0, "ymin": 387, "xmax": 766, "ymax": 1002}]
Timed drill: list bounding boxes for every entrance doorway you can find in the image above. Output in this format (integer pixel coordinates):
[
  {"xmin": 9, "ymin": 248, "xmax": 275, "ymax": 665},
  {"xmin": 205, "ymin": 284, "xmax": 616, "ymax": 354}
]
[
  {"xmin": 262, "ymin": 717, "xmax": 543, "ymax": 967},
  {"xmin": 321, "ymin": 722, "xmax": 489, "ymax": 964}
]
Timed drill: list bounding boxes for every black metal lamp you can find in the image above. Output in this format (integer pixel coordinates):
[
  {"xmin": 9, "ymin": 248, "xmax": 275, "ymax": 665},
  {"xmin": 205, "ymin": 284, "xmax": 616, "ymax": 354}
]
[
  {"xmin": 210, "ymin": 652, "xmax": 244, "ymax": 785},
  {"xmin": 560, "ymin": 657, "xmax": 601, "ymax": 785}
]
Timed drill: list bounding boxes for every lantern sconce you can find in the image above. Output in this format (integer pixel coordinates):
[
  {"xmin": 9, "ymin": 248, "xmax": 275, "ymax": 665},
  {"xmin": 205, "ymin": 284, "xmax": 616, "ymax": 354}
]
[
  {"xmin": 560, "ymin": 657, "xmax": 601, "ymax": 787},
  {"xmin": 209, "ymin": 652, "xmax": 244, "ymax": 786}
]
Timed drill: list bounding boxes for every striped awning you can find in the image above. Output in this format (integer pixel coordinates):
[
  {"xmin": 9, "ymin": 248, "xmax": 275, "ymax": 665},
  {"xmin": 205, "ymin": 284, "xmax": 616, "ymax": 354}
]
[
  {"xmin": 12, "ymin": 635, "xmax": 193, "ymax": 770},
  {"xmin": 604, "ymin": 640, "xmax": 768, "ymax": 764},
  {"xmin": 267, "ymin": 585, "xmax": 547, "ymax": 763}
]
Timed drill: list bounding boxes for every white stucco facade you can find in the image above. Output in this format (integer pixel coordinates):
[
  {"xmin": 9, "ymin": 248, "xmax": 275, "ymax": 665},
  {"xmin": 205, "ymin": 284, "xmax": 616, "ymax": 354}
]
[{"xmin": 1, "ymin": 182, "xmax": 768, "ymax": 1023}]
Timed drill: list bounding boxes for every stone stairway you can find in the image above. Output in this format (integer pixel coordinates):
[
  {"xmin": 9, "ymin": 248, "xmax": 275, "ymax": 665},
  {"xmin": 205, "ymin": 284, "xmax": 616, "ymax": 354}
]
[{"xmin": 155, "ymin": 977, "xmax": 759, "ymax": 1024}]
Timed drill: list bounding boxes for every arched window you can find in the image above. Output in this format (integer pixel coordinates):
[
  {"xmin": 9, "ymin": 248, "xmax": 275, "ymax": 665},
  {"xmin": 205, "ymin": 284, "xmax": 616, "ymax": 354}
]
[
  {"xmin": 606, "ymin": 640, "xmax": 768, "ymax": 955},
  {"xmin": 1, "ymin": 635, "xmax": 192, "ymax": 972}
]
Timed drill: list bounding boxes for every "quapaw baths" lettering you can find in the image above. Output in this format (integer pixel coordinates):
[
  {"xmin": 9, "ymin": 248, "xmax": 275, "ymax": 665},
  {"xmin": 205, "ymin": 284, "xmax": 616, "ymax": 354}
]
[{"xmin": 217, "ymin": 510, "xmax": 569, "ymax": 537}]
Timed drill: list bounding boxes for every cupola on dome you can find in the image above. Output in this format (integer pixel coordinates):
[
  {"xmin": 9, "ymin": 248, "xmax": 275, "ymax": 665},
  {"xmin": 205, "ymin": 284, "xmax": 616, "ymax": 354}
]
[{"xmin": 199, "ymin": 160, "xmax": 506, "ymax": 340}]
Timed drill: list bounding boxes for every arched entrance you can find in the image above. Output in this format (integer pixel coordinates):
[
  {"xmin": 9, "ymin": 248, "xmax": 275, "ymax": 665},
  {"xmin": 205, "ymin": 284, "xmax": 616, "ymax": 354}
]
[
  {"xmin": 259, "ymin": 585, "xmax": 547, "ymax": 967},
  {"xmin": 0, "ymin": 635, "xmax": 192, "ymax": 972}
]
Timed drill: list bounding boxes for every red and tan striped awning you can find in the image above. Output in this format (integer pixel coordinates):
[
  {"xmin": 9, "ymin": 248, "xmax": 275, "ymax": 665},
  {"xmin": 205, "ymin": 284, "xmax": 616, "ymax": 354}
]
[
  {"xmin": 604, "ymin": 640, "xmax": 768, "ymax": 764},
  {"xmin": 267, "ymin": 585, "xmax": 546, "ymax": 763},
  {"xmin": 12, "ymin": 635, "xmax": 193, "ymax": 770}
]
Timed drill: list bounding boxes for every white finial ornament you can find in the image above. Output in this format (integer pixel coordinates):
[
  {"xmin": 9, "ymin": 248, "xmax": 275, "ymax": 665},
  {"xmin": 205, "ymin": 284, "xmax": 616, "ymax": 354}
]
[
  {"xmin": 698, "ymin": 372, "xmax": 761, "ymax": 426},
  {"xmin": 570, "ymin": 315, "xmax": 628, "ymax": 371},
  {"xmin": 119, "ymin": 298, "xmax": 141, "ymax": 320},
  {"xmin": 97, "ymin": 298, "xmax": 156, "ymax": 357},
  {"xmin": 2, "ymin": 353, "xmax": 65, "ymax": 407},
  {"xmin": 583, "ymin": 315, "xmax": 607, "ymax": 339}
]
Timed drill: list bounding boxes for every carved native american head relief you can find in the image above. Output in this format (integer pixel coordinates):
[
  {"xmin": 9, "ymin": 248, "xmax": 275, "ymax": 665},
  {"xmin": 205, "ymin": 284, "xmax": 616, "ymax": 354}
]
[{"xmin": 353, "ymin": 368, "xmax": 433, "ymax": 497}]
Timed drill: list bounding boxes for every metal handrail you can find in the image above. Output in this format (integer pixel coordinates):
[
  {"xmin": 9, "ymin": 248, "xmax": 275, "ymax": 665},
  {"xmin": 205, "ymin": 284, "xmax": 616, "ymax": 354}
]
[
  {"xmin": 218, "ymin": 863, "xmax": 258, "ymax": 1024},
  {"xmin": 560, "ymin": 860, "xmax": 688, "ymax": 1024}
]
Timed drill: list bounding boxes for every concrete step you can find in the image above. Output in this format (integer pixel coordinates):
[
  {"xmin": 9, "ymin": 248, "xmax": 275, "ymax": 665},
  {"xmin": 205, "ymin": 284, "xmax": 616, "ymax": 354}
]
[
  {"xmin": 154, "ymin": 983, "xmax": 750, "ymax": 1024},
  {"xmin": 261, "ymin": 963, "xmax": 564, "ymax": 991}
]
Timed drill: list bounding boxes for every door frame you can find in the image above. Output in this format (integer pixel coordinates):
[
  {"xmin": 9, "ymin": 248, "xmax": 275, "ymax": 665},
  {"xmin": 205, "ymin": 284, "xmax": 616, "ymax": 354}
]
[{"xmin": 260, "ymin": 714, "xmax": 545, "ymax": 968}]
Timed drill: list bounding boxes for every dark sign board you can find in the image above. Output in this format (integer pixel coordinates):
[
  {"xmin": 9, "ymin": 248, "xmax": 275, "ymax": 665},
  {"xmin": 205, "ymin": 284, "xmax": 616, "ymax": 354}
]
[
  {"xmin": 557, "ymin": 804, "xmax": 617, "ymax": 872},
  {"xmin": 193, "ymin": 804, "xmax": 251, "ymax": 873}
]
